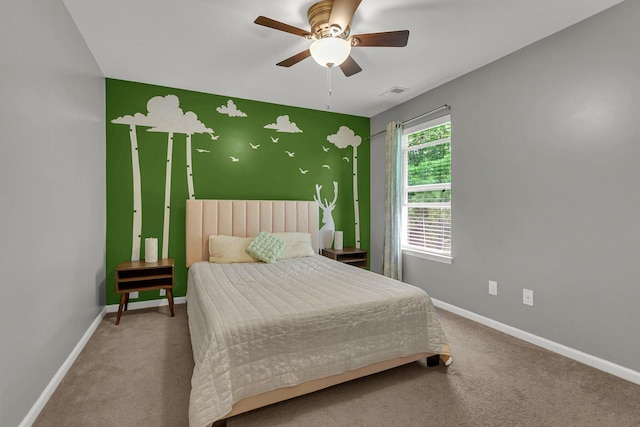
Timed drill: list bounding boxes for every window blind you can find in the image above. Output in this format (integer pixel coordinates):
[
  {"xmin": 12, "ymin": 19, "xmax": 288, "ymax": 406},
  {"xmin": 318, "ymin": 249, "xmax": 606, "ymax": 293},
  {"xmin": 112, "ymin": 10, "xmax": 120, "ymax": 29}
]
[{"xmin": 402, "ymin": 116, "xmax": 451, "ymax": 258}]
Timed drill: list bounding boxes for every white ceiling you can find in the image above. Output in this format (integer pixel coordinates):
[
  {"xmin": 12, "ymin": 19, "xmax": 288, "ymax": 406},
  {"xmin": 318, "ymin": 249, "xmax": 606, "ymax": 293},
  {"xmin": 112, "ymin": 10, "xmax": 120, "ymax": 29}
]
[{"xmin": 62, "ymin": 0, "xmax": 623, "ymax": 117}]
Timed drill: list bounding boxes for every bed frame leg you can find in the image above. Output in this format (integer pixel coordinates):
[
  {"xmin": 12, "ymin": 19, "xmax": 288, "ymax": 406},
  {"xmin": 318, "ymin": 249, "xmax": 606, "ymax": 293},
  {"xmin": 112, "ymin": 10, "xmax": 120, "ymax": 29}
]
[
  {"xmin": 426, "ymin": 355, "xmax": 440, "ymax": 367},
  {"xmin": 212, "ymin": 419, "xmax": 227, "ymax": 427}
]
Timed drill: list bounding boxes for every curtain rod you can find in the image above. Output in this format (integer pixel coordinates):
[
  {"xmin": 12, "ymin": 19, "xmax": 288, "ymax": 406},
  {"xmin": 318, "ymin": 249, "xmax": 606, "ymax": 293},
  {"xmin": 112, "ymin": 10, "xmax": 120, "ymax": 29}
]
[{"xmin": 367, "ymin": 104, "xmax": 450, "ymax": 140}]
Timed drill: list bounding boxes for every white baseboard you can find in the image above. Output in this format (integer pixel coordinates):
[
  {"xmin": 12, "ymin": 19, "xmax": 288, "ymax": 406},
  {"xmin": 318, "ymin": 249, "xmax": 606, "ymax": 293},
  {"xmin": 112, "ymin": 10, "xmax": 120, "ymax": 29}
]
[
  {"xmin": 432, "ymin": 298, "xmax": 640, "ymax": 386},
  {"xmin": 19, "ymin": 297, "xmax": 187, "ymax": 427},
  {"xmin": 19, "ymin": 307, "xmax": 107, "ymax": 427},
  {"xmin": 105, "ymin": 296, "xmax": 186, "ymax": 313},
  {"xmin": 22, "ymin": 296, "xmax": 636, "ymax": 427}
]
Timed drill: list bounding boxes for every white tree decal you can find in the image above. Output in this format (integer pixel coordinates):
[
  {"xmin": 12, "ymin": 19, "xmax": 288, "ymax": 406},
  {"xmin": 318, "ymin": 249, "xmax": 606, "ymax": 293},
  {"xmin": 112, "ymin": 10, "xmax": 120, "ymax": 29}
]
[
  {"xmin": 327, "ymin": 126, "xmax": 362, "ymax": 247},
  {"xmin": 313, "ymin": 181, "xmax": 339, "ymax": 250},
  {"xmin": 112, "ymin": 95, "xmax": 214, "ymax": 261},
  {"xmin": 146, "ymin": 98, "xmax": 214, "ymax": 259},
  {"xmin": 112, "ymin": 104, "xmax": 166, "ymax": 260}
]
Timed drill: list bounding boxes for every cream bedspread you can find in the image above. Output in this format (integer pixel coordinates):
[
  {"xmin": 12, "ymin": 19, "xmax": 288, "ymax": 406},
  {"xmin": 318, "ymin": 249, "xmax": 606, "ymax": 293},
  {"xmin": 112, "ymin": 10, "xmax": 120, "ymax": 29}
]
[{"xmin": 187, "ymin": 255, "xmax": 450, "ymax": 427}]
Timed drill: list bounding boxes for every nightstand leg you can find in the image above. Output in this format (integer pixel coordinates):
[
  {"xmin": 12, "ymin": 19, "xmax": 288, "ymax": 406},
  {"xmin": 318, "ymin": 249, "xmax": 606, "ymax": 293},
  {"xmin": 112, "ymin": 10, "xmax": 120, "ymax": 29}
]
[
  {"xmin": 116, "ymin": 293, "xmax": 126, "ymax": 325},
  {"xmin": 167, "ymin": 288, "xmax": 175, "ymax": 317}
]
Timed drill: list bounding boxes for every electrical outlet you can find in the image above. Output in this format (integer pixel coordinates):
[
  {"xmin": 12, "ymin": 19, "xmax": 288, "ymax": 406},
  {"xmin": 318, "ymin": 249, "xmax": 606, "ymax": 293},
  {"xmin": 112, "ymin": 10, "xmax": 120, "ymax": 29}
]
[
  {"xmin": 523, "ymin": 289, "xmax": 533, "ymax": 306},
  {"xmin": 489, "ymin": 280, "xmax": 498, "ymax": 296},
  {"xmin": 159, "ymin": 288, "xmax": 166, "ymax": 297},
  {"xmin": 129, "ymin": 291, "xmax": 139, "ymax": 299}
]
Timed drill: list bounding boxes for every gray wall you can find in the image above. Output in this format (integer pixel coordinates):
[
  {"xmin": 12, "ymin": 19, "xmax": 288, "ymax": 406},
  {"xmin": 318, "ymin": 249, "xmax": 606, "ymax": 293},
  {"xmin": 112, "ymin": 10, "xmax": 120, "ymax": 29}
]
[
  {"xmin": 0, "ymin": 1, "xmax": 105, "ymax": 425},
  {"xmin": 371, "ymin": 1, "xmax": 640, "ymax": 373}
]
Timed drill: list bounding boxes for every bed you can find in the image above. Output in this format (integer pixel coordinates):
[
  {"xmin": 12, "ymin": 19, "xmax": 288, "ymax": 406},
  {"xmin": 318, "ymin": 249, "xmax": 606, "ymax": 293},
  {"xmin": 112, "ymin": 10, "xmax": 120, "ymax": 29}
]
[{"xmin": 185, "ymin": 199, "xmax": 451, "ymax": 427}]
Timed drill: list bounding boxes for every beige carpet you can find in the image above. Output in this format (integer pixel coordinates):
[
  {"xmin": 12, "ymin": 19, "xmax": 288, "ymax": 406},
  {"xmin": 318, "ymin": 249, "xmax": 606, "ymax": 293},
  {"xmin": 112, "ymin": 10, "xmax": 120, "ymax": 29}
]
[{"xmin": 33, "ymin": 304, "xmax": 640, "ymax": 427}]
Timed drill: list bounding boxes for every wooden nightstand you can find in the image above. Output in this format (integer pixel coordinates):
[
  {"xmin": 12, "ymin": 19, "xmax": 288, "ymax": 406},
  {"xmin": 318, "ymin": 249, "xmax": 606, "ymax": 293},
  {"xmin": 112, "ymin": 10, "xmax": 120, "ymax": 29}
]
[
  {"xmin": 115, "ymin": 258, "xmax": 175, "ymax": 325},
  {"xmin": 321, "ymin": 247, "xmax": 368, "ymax": 268}
]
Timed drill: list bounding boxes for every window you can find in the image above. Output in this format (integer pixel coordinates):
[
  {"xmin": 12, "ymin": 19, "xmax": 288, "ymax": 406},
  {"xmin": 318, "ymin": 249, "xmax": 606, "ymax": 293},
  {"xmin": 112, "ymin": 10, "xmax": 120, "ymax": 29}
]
[{"xmin": 402, "ymin": 115, "xmax": 452, "ymax": 262}]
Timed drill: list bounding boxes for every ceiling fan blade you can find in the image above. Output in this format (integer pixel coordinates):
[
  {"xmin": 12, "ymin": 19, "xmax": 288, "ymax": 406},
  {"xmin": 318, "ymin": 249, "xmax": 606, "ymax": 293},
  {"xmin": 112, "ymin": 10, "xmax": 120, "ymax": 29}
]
[
  {"xmin": 254, "ymin": 16, "xmax": 313, "ymax": 38},
  {"xmin": 329, "ymin": 0, "xmax": 362, "ymax": 35},
  {"xmin": 339, "ymin": 55, "xmax": 362, "ymax": 77},
  {"xmin": 276, "ymin": 49, "xmax": 312, "ymax": 67},
  {"xmin": 351, "ymin": 30, "xmax": 410, "ymax": 47}
]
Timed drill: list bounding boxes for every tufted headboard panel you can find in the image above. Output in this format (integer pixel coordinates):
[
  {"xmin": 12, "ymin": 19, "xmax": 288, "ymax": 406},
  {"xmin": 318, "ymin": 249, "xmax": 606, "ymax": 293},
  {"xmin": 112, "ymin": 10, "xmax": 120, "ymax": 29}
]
[{"xmin": 185, "ymin": 199, "xmax": 319, "ymax": 267}]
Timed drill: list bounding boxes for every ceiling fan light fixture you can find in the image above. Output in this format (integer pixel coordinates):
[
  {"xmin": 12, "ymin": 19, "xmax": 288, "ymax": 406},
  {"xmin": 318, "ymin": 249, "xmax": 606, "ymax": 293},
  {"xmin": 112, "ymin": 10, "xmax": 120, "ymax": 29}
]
[{"xmin": 310, "ymin": 37, "xmax": 351, "ymax": 67}]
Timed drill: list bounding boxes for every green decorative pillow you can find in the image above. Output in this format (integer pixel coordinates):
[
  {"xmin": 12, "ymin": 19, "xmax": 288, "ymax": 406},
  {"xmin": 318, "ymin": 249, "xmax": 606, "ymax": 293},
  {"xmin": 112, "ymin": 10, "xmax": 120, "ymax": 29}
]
[{"xmin": 246, "ymin": 232, "xmax": 285, "ymax": 263}]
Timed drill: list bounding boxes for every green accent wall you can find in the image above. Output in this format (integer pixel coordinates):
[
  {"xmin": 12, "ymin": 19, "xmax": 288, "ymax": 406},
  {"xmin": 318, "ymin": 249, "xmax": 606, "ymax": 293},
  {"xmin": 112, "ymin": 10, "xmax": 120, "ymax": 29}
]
[{"xmin": 106, "ymin": 78, "xmax": 370, "ymax": 305}]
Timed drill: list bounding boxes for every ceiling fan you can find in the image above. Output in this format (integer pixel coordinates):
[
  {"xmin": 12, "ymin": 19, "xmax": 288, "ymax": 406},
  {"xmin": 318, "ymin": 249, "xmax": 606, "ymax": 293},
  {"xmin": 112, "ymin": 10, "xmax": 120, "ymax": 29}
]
[{"xmin": 255, "ymin": 0, "xmax": 409, "ymax": 77}]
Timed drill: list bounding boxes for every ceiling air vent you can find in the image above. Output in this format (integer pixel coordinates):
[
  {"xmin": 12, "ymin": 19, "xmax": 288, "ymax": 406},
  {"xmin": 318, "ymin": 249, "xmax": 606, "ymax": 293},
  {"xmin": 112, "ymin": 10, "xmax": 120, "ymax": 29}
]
[{"xmin": 381, "ymin": 86, "xmax": 408, "ymax": 96}]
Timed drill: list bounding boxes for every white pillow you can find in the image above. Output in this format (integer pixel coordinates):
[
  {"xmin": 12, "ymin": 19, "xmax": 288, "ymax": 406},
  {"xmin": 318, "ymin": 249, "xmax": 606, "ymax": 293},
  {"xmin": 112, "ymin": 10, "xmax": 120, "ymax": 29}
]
[
  {"xmin": 272, "ymin": 232, "xmax": 316, "ymax": 260},
  {"xmin": 208, "ymin": 235, "xmax": 256, "ymax": 263}
]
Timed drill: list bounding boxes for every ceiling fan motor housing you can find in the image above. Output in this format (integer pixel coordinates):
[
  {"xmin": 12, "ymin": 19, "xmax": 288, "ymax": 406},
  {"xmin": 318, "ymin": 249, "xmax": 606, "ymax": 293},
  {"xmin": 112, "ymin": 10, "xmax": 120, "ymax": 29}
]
[
  {"xmin": 308, "ymin": 0, "xmax": 350, "ymax": 39},
  {"xmin": 254, "ymin": 0, "xmax": 409, "ymax": 77}
]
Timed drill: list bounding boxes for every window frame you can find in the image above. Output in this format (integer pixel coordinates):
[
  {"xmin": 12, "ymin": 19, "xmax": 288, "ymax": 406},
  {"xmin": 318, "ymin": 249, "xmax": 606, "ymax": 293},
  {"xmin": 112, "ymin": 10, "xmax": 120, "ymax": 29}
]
[{"xmin": 401, "ymin": 114, "xmax": 453, "ymax": 264}]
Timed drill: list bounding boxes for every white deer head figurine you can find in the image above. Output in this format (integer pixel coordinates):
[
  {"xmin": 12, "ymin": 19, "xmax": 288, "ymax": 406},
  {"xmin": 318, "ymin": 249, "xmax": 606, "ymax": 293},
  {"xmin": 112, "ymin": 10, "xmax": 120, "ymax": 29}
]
[{"xmin": 313, "ymin": 181, "xmax": 339, "ymax": 250}]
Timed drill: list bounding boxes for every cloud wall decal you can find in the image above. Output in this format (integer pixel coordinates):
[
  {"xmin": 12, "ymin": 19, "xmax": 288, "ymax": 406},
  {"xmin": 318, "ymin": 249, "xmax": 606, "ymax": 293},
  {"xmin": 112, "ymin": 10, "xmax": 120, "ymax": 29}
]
[
  {"xmin": 112, "ymin": 94, "xmax": 215, "ymax": 137},
  {"xmin": 216, "ymin": 99, "xmax": 247, "ymax": 117},
  {"xmin": 327, "ymin": 126, "xmax": 362, "ymax": 148},
  {"xmin": 264, "ymin": 115, "xmax": 303, "ymax": 133}
]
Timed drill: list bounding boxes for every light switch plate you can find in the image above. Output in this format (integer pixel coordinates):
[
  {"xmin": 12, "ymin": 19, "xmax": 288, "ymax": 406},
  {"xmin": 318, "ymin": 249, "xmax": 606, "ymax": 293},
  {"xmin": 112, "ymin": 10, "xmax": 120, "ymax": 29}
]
[
  {"xmin": 523, "ymin": 289, "xmax": 533, "ymax": 306},
  {"xmin": 129, "ymin": 291, "xmax": 139, "ymax": 299}
]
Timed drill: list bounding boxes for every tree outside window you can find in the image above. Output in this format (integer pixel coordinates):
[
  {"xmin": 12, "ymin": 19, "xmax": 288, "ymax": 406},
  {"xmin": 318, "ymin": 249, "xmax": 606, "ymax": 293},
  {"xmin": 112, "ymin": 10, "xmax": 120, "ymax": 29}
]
[{"xmin": 402, "ymin": 116, "xmax": 452, "ymax": 260}]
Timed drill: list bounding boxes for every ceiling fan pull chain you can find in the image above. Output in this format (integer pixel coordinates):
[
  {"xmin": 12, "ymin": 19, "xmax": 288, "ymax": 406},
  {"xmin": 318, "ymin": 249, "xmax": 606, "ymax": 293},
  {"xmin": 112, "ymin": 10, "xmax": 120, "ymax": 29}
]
[{"xmin": 326, "ymin": 65, "xmax": 332, "ymax": 110}]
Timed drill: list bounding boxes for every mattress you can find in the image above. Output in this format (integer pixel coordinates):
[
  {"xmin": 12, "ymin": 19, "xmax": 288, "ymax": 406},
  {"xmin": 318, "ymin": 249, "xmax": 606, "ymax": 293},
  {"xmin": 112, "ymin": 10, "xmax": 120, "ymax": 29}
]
[{"xmin": 187, "ymin": 254, "xmax": 450, "ymax": 427}]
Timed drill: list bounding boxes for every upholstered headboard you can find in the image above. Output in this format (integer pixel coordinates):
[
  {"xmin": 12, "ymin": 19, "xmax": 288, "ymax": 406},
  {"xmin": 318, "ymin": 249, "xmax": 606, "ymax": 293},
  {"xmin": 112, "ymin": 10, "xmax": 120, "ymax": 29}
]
[{"xmin": 185, "ymin": 199, "xmax": 319, "ymax": 267}]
